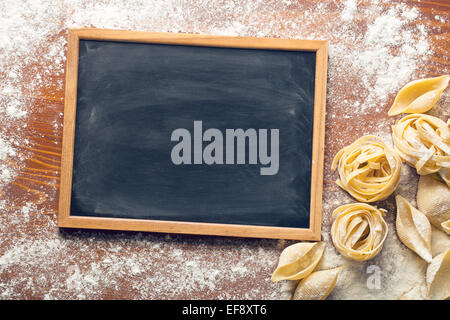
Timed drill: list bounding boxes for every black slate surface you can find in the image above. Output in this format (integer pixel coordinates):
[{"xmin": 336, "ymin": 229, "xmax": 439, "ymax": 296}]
[{"xmin": 71, "ymin": 39, "xmax": 316, "ymax": 228}]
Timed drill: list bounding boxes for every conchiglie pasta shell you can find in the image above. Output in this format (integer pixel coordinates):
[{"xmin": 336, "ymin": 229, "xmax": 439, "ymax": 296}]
[
  {"xmin": 442, "ymin": 220, "xmax": 450, "ymax": 235},
  {"xmin": 395, "ymin": 195, "xmax": 432, "ymax": 263},
  {"xmin": 398, "ymin": 286, "xmax": 427, "ymax": 300},
  {"xmin": 426, "ymin": 249, "xmax": 450, "ymax": 300},
  {"xmin": 388, "ymin": 75, "xmax": 449, "ymax": 116},
  {"xmin": 271, "ymin": 242, "xmax": 325, "ymax": 282},
  {"xmin": 417, "ymin": 175, "xmax": 450, "ymax": 231},
  {"xmin": 293, "ymin": 266, "xmax": 343, "ymax": 300},
  {"xmin": 439, "ymin": 167, "xmax": 450, "ymax": 187}
]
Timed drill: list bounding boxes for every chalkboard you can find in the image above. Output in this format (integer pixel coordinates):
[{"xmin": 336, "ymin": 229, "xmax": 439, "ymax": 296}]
[{"xmin": 58, "ymin": 29, "xmax": 328, "ymax": 240}]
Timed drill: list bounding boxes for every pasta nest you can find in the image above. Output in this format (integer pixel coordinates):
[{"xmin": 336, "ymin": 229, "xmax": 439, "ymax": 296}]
[
  {"xmin": 331, "ymin": 203, "xmax": 388, "ymax": 261},
  {"xmin": 331, "ymin": 135, "xmax": 402, "ymax": 202},
  {"xmin": 391, "ymin": 114, "xmax": 450, "ymax": 180}
]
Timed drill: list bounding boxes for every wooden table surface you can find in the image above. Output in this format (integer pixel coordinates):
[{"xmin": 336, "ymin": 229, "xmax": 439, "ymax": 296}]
[{"xmin": 0, "ymin": 0, "xmax": 448, "ymax": 299}]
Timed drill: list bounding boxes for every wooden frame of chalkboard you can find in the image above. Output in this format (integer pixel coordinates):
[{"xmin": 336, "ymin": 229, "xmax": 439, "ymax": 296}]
[{"xmin": 58, "ymin": 28, "xmax": 328, "ymax": 240}]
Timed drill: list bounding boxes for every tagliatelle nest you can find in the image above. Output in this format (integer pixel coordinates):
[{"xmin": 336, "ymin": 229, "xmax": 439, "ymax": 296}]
[
  {"xmin": 331, "ymin": 203, "xmax": 388, "ymax": 262},
  {"xmin": 331, "ymin": 135, "xmax": 402, "ymax": 203},
  {"xmin": 391, "ymin": 114, "xmax": 450, "ymax": 186}
]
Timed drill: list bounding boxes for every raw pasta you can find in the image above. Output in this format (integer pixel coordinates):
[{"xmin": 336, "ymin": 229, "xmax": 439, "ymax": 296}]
[
  {"xmin": 391, "ymin": 114, "xmax": 450, "ymax": 184},
  {"xmin": 426, "ymin": 249, "xmax": 450, "ymax": 300},
  {"xmin": 439, "ymin": 167, "xmax": 450, "ymax": 186},
  {"xmin": 388, "ymin": 75, "xmax": 449, "ymax": 116},
  {"xmin": 417, "ymin": 175, "xmax": 450, "ymax": 232},
  {"xmin": 331, "ymin": 135, "xmax": 402, "ymax": 202},
  {"xmin": 293, "ymin": 266, "xmax": 343, "ymax": 300},
  {"xmin": 398, "ymin": 286, "xmax": 426, "ymax": 300},
  {"xmin": 271, "ymin": 242, "xmax": 325, "ymax": 282},
  {"xmin": 395, "ymin": 195, "xmax": 432, "ymax": 263},
  {"xmin": 442, "ymin": 220, "xmax": 450, "ymax": 235},
  {"xmin": 331, "ymin": 203, "xmax": 388, "ymax": 261}
]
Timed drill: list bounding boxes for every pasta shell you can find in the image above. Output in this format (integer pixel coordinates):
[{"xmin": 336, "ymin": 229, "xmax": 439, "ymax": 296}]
[
  {"xmin": 331, "ymin": 135, "xmax": 402, "ymax": 202},
  {"xmin": 388, "ymin": 75, "xmax": 449, "ymax": 116},
  {"xmin": 417, "ymin": 175, "xmax": 450, "ymax": 232},
  {"xmin": 391, "ymin": 114, "xmax": 450, "ymax": 179},
  {"xmin": 439, "ymin": 167, "xmax": 450, "ymax": 187},
  {"xmin": 426, "ymin": 249, "xmax": 450, "ymax": 300},
  {"xmin": 271, "ymin": 242, "xmax": 325, "ymax": 282},
  {"xmin": 293, "ymin": 266, "xmax": 343, "ymax": 300},
  {"xmin": 398, "ymin": 285, "xmax": 426, "ymax": 300},
  {"xmin": 395, "ymin": 195, "xmax": 432, "ymax": 263},
  {"xmin": 441, "ymin": 220, "xmax": 450, "ymax": 235},
  {"xmin": 331, "ymin": 203, "xmax": 388, "ymax": 261}
]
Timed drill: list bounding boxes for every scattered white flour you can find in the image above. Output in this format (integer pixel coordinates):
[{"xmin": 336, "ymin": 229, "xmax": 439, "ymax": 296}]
[
  {"xmin": 327, "ymin": 4, "xmax": 430, "ymax": 115},
  {"xmin": 0, "ymin": 137, "xmax": 17, "ymax": 200},
  {"xmin": 341, "ymin": 0, "xmax": 357, "ymax": 22},
  {"xmin": 434, "ymin": 15, "xmax": 446, "ymax": 23},
  {"xmin": 0, "ymin": 0, "xmax": 448, "ymax": 299}
]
